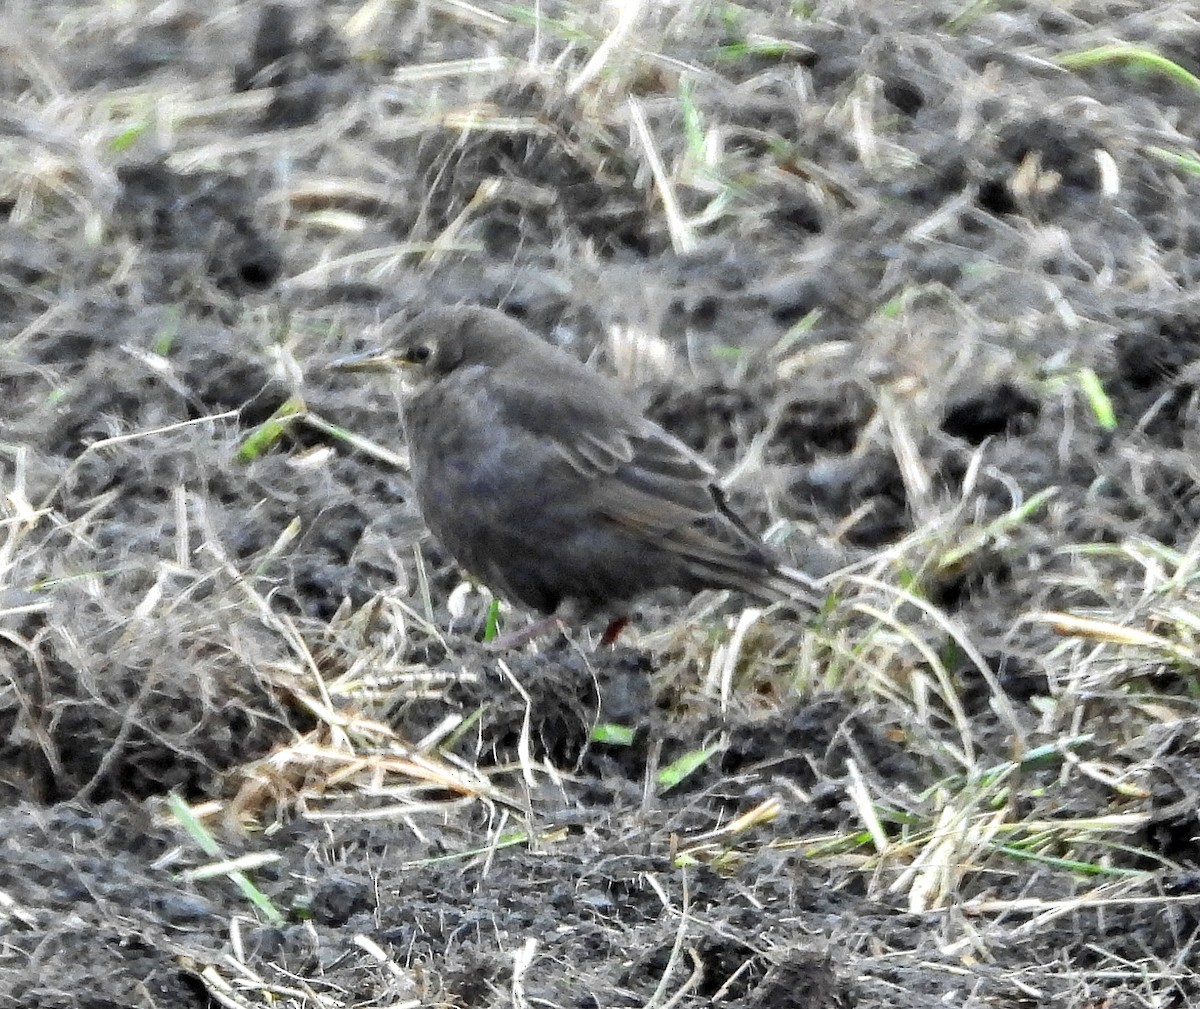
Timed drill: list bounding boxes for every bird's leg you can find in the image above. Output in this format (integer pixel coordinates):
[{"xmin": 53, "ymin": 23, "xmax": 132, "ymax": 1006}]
[
  {"xmin": 484, "ymin": 613, "xmax": 565, "ymax": 651},
  {"xmin": 484, "ymin": 599, "xmax": 613, "ymax": 651},
  {"xmin": 483, "ymin": 602, "xmax": 629, "ymax": 650},
  {"xmin": 599, "ymin": 615, "xmax": 630, "ymax": 647}
]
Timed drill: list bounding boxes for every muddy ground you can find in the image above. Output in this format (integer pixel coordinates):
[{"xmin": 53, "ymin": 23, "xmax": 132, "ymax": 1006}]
[{"xmin": 3, "ymin": 1, "xmax": 1200, "ymax": 1006}]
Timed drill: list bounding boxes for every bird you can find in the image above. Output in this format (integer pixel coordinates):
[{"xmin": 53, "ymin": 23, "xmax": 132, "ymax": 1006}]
[{"xmin": 332, "ymin": 305, "xmax": 822, "ymax": 646}]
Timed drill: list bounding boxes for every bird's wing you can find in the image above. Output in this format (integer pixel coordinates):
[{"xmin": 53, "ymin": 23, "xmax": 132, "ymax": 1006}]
[
  {"xmin": 592, "ymin": 432, "xmax": 766, "ymax": 562},
  {"xmin": 487, "ymin": 364, "xmax": 716, "ymax": 508},
  {"xmin": 487, "ymin": 367, "xmax": 771, "ymax": 579}
]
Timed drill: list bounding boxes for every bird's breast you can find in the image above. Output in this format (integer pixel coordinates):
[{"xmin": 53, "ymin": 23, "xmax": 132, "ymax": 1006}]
[{"xmin": 403, "ymin": 382, "xmax": 557, "ymax": 516}]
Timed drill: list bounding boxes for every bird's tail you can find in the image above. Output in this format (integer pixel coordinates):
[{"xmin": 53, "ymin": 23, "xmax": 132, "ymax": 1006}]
[
  {"xmin": 711, "ymin": 561, "xmax": 826, "ymax": 611},
  {"xmin": 759, "ymin": 563, "xmax": 827, "ymax": 611},
  {"xmin": 667, "ymin": 524, "xmax": 828, "ymax": 611}
]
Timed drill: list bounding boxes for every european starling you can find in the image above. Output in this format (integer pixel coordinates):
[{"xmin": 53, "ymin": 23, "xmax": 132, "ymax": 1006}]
[{"xmin": 334, "ymin": 305, "xmax": 820, "ymax": 643}]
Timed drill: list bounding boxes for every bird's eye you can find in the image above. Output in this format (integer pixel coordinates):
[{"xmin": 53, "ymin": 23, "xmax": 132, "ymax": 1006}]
[{"xmin": 406, "ymin": 345, "xmax": 432, "ymax": 364}]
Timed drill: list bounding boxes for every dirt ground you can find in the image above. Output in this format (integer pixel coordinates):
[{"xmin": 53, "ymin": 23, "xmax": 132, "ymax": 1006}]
[{"xmin": 3, "ymin": 1, "xmax": 1200, "ymax": 1006}]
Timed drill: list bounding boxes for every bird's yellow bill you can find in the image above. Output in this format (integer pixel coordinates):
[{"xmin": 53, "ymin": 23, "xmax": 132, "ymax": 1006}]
[{"xmin": 329, "ymin": 350, "xmax": 407, "ymax": 373}]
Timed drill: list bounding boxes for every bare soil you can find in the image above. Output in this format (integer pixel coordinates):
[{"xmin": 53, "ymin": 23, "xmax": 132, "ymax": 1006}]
[{"xmin": 3, "ymin": 2, "xmax": 1200, "ymax": 1007}]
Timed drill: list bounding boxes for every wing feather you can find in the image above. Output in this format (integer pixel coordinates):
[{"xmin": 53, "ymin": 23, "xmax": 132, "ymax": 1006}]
[{"xmin": 486, "ymin": 359, "xmax": 788, "ymax": 594}]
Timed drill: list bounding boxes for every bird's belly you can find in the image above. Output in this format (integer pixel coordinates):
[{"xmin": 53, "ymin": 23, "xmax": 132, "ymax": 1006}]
[{"xmin": 411, "ymin": 441, "xmax": 650, "ymax": 612}]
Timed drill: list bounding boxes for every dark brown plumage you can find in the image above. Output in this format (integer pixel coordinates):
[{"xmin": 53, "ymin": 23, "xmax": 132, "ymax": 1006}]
[{"xmin": 334, "ymin": 305, "xmax": 820, "ymax": 637}]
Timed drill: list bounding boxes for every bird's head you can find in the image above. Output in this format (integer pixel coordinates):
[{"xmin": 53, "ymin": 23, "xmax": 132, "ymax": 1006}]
[{"xmin": 331, "ymin": 306, "xmax": 531, "ymax": 388}]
